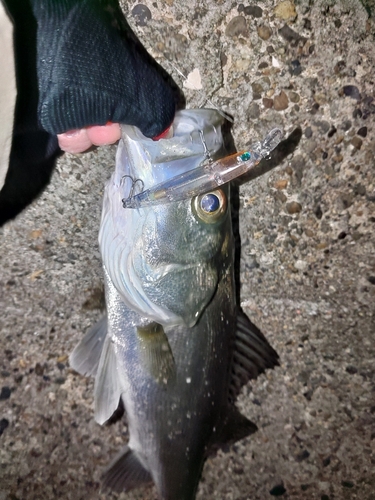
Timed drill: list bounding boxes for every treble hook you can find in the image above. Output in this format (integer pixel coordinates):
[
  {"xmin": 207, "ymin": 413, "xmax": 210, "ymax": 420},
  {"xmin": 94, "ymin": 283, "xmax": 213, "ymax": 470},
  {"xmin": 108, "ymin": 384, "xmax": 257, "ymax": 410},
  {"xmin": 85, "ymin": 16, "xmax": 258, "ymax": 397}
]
[
  {"xmin": 199, "ymin": 130, "xmax": 212, "ymax": 163},
  {"xmin": 121, "ymin": 175, "xmax": 145, "ymax": 208}
]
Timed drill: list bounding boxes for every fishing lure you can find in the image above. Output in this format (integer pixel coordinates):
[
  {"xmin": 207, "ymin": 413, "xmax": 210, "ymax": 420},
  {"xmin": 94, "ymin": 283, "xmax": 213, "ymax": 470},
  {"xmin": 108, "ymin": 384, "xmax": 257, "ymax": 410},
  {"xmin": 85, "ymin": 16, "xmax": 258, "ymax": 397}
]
[{"xmin": 122, "ymin": 127, "xmax": 283, "ymax": 208}]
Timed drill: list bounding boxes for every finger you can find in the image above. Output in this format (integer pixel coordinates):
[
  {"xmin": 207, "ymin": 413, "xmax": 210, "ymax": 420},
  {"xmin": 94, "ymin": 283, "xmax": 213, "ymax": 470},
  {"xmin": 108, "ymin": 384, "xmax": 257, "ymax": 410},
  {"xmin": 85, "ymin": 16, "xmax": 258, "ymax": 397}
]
[
  {"xmin": 87, "ymin": 123, "xmax": 121, "ymax": 146},
  {"xmin": 57, "ymin": 129, "xmax": 92, "ymax": 153}
]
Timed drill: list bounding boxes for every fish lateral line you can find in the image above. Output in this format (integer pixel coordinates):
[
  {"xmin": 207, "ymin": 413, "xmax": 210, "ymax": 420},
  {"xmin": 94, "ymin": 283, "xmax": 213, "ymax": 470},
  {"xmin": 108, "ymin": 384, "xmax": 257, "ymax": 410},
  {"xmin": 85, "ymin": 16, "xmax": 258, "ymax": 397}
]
[{"xmin": 122, "ymin": 127, "xmax": 283, "ymax": 209}]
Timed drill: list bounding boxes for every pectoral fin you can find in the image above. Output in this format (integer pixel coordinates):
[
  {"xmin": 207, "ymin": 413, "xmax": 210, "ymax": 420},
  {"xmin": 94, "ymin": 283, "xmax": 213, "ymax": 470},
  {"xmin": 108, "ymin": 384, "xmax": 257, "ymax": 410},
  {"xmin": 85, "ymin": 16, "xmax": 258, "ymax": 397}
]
[
  {"xmin": 69, "ymin": 316, "xmax": 107, "ymax": 377},
  {"xmin": 102, "ymin": 445, "xmax": 152, "ymax": 493},
  {"xmin": 137, "ymin": 322, "xmax": 176, "ymax": 385}
]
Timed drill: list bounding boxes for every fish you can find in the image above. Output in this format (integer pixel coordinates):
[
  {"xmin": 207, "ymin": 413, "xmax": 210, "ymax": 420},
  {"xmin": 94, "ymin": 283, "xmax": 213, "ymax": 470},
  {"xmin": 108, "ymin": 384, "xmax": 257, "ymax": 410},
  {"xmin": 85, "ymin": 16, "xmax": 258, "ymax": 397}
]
[{"xmin": 69, "ymin": 109, "xmax": 279, "ymax": 500}]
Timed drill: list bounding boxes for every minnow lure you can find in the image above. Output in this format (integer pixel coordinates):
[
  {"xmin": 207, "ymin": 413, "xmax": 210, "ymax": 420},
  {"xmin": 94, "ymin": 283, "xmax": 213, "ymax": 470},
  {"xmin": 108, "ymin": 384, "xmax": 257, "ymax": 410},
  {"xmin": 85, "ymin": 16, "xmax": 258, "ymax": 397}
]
[{"xmin": 122, "ymin": 127, "xmax": 283, "ymax": 208}]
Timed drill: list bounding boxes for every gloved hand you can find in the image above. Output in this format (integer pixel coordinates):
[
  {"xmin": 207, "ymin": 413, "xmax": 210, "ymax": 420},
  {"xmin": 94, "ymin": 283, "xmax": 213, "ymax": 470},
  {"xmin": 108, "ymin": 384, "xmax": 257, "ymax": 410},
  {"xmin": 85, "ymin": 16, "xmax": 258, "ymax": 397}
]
[
  {"xmin": 30, "ymin": 0, "xmax": 176, "ymax": 143},
  {"xmin": 0, "ymin": 0, "xmax": 177, "ymax": 224}
]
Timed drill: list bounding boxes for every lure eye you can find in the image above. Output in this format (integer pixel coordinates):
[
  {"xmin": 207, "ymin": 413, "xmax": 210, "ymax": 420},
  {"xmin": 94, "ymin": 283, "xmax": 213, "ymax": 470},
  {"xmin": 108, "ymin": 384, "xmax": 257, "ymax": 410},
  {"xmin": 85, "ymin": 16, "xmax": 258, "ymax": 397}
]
[{"xmin": 192, "ymin": 189, "xmax": 227, "ymax": 223}]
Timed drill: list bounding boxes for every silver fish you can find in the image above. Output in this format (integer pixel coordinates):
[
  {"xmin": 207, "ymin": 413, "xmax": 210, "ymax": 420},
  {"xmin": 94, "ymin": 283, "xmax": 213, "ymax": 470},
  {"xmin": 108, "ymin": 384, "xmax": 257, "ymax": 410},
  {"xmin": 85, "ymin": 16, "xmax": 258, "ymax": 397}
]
[{"xmin": 70, "ymin": 109, "xmax": 278, "ymax": 500}]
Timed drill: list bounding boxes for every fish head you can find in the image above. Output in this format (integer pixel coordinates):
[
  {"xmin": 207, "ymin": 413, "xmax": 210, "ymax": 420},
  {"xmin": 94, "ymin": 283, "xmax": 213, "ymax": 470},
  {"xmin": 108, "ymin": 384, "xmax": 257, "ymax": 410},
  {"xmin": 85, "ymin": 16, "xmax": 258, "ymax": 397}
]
[
  {"xmin": 135, "ymin": 184, "xmax": 232, "ymax": 327},
  {"xmin": 99, "ymin": 109, "xmax": 231, "ymax": 327}
]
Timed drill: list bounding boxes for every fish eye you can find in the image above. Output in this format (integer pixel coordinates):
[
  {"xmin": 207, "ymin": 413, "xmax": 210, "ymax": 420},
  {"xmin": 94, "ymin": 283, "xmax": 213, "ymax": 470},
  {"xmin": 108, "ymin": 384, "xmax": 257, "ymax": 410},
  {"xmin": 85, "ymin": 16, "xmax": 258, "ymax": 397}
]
[
  {"xmin": 200, "ymin": 193, "xmax": 220, "ymax": 213},
  {"xmin": 192, "ymin": 189, "xmax": 227, "ymax": 223}
]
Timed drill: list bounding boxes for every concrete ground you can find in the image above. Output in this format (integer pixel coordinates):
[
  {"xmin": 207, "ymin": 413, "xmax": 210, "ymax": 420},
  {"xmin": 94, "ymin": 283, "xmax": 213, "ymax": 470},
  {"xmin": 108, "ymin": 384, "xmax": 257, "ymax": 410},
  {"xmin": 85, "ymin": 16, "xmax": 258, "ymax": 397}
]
[{"xmin": 1, "ymin": 1, "xmax": 374, "ymax": 499}]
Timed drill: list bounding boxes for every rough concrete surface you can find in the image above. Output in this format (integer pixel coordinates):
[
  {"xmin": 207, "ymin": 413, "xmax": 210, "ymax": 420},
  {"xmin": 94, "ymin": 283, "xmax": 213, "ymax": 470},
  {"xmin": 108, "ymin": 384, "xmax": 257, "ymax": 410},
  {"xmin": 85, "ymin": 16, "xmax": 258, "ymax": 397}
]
[{"xmin": 1, "ymin": 1, "xmax": 375, "ymax": 499}]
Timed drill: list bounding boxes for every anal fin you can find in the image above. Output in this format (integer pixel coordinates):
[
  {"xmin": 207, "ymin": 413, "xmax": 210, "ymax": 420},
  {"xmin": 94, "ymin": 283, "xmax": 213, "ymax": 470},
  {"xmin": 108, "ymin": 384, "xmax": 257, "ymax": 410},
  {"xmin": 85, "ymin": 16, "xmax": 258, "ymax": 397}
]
[
  {"xmin": 102, "ymin": 445, "xmax": 152, "ymax": 493},
  {"xmin": 69, "ymin": 316, "xmax": 107, "ymax": 377},
  {"xmin": 137, "ymin": 322, "xmax": 176, "ymax": 385}
]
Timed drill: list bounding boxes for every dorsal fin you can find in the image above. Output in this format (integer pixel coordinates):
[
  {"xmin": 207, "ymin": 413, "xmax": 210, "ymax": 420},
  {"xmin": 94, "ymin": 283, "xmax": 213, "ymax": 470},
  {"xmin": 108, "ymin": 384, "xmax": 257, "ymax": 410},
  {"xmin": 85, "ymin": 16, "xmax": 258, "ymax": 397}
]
[
  {"xmin": 229, "ymin": 308, "xmax": 279, "ymax": 400},
  {"xmin": 209, "ymin": 406, "xmax": 258, "ymax": 455},
  {"xmin": 101, "ymin": 445, "xmax": 152, "ymax": 493}
]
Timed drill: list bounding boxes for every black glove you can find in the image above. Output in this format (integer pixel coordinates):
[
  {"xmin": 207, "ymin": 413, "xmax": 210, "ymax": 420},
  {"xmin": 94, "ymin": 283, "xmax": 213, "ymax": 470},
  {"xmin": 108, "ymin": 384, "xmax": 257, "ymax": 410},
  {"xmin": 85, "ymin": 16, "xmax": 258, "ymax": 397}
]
[
  {"xmin": 30, "ymin": 0, "xmax": 176, "ymax": 138},
  {"xmin": 0, "ymin": 0, "xmax": 178, "ymax": 225}
]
